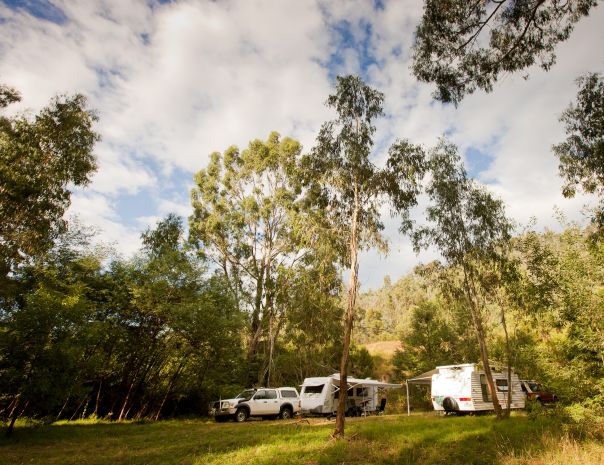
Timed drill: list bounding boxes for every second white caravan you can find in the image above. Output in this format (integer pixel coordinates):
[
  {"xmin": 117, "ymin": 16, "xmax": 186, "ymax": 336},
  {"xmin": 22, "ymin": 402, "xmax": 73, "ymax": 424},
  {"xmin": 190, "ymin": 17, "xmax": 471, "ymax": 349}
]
[
  {"xmin": 300, "ymin": 373, "xmax": 400, "ymax": 416},
  {"xmin": 431, "ymin": 364, "xmax": 525, "ymax": 413}
]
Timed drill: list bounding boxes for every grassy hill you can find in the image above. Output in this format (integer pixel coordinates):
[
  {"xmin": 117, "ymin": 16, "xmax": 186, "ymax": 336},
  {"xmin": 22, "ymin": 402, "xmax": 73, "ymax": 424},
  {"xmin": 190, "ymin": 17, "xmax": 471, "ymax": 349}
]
[
  {"xmin": 1, "ymin": 413, "xmax": 602, "ymax": 465},
  {"xmin": 363, "ymin": 340, "xmax": 402, "ymax": 359}
]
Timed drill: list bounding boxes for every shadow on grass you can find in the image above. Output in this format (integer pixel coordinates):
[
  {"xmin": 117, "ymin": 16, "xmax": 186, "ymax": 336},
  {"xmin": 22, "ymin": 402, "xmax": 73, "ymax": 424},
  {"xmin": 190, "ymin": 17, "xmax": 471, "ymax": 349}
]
[
  {"xmin": 327, "ymin": 414, "xmax": 569, "ymax": 465},
  {"xmin": 0, "ymin": 414, "xmax": 580, "ymax": 465}
]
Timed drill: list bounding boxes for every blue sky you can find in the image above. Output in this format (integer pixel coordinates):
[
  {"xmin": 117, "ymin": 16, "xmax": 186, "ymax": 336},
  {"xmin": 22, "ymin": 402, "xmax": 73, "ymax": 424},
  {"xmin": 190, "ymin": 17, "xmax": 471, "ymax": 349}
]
[{"xmin": 1, "ymin": 0, "xmax": 603, "ymax": 289}]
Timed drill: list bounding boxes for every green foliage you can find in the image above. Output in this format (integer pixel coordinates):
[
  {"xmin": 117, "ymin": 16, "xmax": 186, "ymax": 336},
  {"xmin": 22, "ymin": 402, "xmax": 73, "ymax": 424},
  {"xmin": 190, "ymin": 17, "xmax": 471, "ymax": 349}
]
[
  {"xmin": 512, "ymin": 227, "xmax": 604, "ymax": 403},
  {"xmin": 0, "ymin": 217, "xmax": 246, "ymax": 431},
  {"xmin": 304, "ymin": 76, "xmax": 426, "ymax": 256},
  {"xmin": 412, "ymin": 139, "xmax": 512, "ymax": 263},
  {"xmin": 189, "ymin": 132, "xmax": 338, "ymax": 386},
  {"xmin": 413, "ymin": 0, "xmax": 597, "ymax": 104},
  {"xmin": 0, "ymin": 86, "xmax": 99, "ymax": 281},
  {"xmin": 553, "ymin": 72, "xmax": 604, "ymax": 229},
  {"xmin": 304, "ymin": 75, "xmax": 426, "ymax": 434}
]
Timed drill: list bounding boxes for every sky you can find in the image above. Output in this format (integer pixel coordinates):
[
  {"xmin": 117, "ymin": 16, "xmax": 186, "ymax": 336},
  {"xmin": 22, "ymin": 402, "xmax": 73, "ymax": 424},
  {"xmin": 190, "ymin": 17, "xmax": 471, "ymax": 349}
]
[{"xmin": 1, "ymin": 0, "xmax": 603, "ymax": 289}]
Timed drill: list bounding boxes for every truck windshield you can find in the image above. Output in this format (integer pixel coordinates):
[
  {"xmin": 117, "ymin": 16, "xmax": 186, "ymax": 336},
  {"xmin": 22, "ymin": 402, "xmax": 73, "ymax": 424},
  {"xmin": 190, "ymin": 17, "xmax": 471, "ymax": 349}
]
[
  {"xmin": 528, "ymin": 383, "xmax": 540, "ymax": 392},
  {"xmin": 235, "ymin": 389, "xmax": 255, "ymax": 401}
]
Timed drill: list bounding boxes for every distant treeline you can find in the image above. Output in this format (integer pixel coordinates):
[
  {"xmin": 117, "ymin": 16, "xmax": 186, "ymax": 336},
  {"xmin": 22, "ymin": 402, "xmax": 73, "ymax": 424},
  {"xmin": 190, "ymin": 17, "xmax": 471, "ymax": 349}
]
[
  {"xmin": 1, "ymin": 70, "xmax": 603, "ymax": 433},
  {"xmin": 0, "ymin": 215, "xmax": 378, "ymax": 425},
  {"xmin": 356, "ymin": 225, "xmax": 603, "ymax": 409}
]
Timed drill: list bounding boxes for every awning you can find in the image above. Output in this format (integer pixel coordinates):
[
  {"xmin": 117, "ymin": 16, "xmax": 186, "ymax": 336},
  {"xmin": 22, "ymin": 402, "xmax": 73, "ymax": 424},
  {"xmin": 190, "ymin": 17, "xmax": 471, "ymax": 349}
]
[
  {"xmin": 329, "ymin": 374, "xmax": 401, "ymax": 389},
  {"xmin": 406, "ymin": 368, "xmax": 438, "ymax": 385},
  {"xmin": 405, "ymin": 368, "xmax": 439, "ymax": 416}
]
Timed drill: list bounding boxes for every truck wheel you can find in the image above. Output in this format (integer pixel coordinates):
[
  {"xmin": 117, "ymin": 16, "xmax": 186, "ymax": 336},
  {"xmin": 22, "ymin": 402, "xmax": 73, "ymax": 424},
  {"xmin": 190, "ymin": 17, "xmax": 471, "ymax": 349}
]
[
  {"xmin": 235, "ymin": 408, "xmax": 248, "ymax": 422},
  {"xmin": 279, "ymin": 407, "xmax": 293, "ymax": 420}
]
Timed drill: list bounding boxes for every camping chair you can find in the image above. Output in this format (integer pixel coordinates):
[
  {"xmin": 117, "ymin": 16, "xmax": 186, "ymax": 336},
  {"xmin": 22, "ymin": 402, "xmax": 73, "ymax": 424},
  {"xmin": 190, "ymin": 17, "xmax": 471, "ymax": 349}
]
[{"xmin": 376, "ymin": 398, "xmax": 387, "ymax": 415}]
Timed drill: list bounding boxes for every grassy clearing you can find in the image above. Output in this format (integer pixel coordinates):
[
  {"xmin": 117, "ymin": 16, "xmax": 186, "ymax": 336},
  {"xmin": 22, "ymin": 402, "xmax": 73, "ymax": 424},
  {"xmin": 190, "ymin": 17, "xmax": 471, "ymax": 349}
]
[{"xmin": 1, "ymin": 413, "xmax": 603, "ymax": 465}]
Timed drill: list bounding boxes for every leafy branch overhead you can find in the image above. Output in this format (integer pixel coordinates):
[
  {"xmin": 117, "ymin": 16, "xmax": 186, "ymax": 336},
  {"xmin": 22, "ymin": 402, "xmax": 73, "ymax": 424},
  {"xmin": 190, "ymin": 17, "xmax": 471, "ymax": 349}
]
[
  {"xmin": 553, "ymin": 72, "xmax": 604, "ymax": 229},
  {"xmin": 412, "ymin": 0, "xmax": 598, "ymax": 104},
  {"xmin": 0, "ymin": 85, "xmax": 99, "ymax": 286}
]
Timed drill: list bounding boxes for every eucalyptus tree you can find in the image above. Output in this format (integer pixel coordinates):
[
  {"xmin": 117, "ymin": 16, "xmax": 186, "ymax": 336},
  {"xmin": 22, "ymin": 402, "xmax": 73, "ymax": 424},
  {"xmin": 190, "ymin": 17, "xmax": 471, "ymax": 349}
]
[
  {"xmin": 304, "ymin": 75, "xmax": 426, "ymax": 437},
  {"xmin": 411, "ymin": 140, "xmax": 513, "ymax": 419},
  {"xmin": 0, "ymin": 85, "xmax": 99, "ymax": 288},
  {"xmin": 553, "ymin": 72, "xmax": 604, "ymax": 230},
  {"xmin": 412, "ymin": 1, "xmax": 598, "ymax": 105},
  {"xmin": 189, "ymin": 132, "xmax": 332, "ymax": 386}
]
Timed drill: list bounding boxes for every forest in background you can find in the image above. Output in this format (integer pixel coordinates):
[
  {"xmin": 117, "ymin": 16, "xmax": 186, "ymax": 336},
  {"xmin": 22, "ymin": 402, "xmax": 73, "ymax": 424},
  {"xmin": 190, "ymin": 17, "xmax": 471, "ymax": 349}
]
[{"xmin": 2, "ymin": 0, "xmax": 604, "ymax": 437}]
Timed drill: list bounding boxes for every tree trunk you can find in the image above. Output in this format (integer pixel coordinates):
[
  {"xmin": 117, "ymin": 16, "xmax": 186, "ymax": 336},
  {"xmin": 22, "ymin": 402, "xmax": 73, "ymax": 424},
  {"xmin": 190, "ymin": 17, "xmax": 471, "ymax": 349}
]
[
  {"xmin": 334, "ymin": 187, "xmax": 359, "ymax": 438},
  {"xmin": 501, "ymin": 304, "xmax": 512, "ymax": 418},
  {"xmin": 154, "ymin": 363, "xmax": 184, "ymax": 421},
  {"xmin": 5, "ymin": 395, "xmax": 20, "ymax": 437},
  {"xmin": 474, "ymin": 315, "xmax": 502, "ymax": 419},
  {"xmin": 118, "ymin": 378, "xmax": 136, "ymax": 421},
  {"xmin": 247, "ymin": 262, "xmax": 265, "ymax": 385},
  {"xmin": 463, "ymin": 269, "xmax": 503, "ymax": 419},
  {"xmin": 56, "ymin": 394, "xmax": 71, "ymax": 421},
  {"xmin": 70, "ymin": 397, "xmax": 87, "ymax": 421},
  {"xmin": 93, "ymin": 379, "xmax": 103, "ymax": 417}
]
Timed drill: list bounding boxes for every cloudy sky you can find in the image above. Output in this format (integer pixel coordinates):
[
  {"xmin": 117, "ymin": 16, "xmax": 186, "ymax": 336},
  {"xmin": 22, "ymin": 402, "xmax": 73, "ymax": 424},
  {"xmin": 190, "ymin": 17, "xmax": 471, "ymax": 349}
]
[{"xmin": 1, "ymin": 0, "xmax": 602, "ymax": 289}]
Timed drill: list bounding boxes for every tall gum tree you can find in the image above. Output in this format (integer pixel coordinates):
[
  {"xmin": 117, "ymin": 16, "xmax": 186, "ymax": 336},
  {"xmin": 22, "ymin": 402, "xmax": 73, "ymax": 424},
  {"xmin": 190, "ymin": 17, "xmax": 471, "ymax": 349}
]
[
  {"xmin": 411, "ymin": 139, "xmax": 514, "ymax": 419},
  {"xmin": 303, "ymin": 75, "xmax": 426, "ymax": 437},
  {"xmin": 189, "ymin": 132, "xmax": 331, "ymax": 386},
  {"xmin": 0, "ymin": 85, "xmax": 99, "ymax": 289}
]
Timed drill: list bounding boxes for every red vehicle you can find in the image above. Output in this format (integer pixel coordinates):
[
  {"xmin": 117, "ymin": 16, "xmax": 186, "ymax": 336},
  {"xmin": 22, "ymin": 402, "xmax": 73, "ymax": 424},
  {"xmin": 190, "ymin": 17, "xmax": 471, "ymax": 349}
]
[{"xmin": 520, "ymin": 380, "xmax": 558, "ymax": 404}]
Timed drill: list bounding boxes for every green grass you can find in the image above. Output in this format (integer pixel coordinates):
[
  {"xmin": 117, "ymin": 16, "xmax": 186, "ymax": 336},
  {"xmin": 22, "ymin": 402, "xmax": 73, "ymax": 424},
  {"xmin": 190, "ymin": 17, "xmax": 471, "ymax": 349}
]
[{"xmin": 1, "ymin": 413, "xmax": 602, "ymax": 465}]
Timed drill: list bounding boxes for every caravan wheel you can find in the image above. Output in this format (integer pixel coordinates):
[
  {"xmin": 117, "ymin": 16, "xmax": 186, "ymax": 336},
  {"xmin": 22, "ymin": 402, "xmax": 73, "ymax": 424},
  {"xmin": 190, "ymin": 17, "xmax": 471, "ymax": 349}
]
[{"xmin": 442, "ymin": 397, "xmax": 459, "ymax": 413}]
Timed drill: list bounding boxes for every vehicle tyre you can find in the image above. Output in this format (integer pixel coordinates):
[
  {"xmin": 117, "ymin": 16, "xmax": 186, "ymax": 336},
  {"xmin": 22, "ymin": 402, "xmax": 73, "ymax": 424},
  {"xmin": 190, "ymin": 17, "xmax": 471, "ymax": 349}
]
[
  {"xmin": 442, "ymin": 397, "xmax": 459, "ymax": 413},
  {"xmin": 235, "ymin": 408, "xmax": 248, "ymax": 422},
  {"xmin": 279, "ymin": 407, "xmax": 293, "ymax": 420}
]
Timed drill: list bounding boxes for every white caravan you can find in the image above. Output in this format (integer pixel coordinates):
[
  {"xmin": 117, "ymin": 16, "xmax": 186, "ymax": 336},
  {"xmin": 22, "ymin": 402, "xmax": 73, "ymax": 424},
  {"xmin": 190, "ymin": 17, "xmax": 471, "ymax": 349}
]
[
  {"xmin": 430, "ymin": 364, "xmax": 525, "ymax": 413},
  {"xmin": 300, "ymin": 374, "xmax": 400, "ymax": 416}
]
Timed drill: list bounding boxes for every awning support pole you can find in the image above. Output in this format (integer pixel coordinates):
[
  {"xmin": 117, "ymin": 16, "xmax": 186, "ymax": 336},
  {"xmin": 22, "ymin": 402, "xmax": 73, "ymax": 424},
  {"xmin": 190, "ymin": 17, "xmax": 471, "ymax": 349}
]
[{"xmin": 406, "ymin": 380, "xmax": 410, "ymax": 416}]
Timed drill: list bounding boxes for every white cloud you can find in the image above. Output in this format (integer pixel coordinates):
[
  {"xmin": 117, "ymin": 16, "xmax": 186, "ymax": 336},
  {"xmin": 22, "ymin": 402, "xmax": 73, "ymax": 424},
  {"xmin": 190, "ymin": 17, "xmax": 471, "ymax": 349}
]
[
  {"xmin": 69, "ymin": 192, "xmax": 142, "ymax": 256},
  {"xmin": 1, "ymin": 0, "xmax": 602, "ymax": 284}
]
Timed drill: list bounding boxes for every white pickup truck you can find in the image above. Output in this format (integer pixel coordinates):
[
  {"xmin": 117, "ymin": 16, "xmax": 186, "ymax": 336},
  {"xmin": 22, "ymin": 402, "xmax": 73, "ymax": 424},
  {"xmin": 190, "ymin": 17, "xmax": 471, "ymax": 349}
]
[{"xmin": 210, "ymin": 387, "xmax": 301, "ymax": 422}]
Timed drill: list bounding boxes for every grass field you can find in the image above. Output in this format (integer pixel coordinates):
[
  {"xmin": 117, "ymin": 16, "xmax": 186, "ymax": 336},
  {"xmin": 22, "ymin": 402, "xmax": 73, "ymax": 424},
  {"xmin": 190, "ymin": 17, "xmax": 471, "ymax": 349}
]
[{"xmin": 1, "ymin": 413, "xmax": 603, "ymax": 465}]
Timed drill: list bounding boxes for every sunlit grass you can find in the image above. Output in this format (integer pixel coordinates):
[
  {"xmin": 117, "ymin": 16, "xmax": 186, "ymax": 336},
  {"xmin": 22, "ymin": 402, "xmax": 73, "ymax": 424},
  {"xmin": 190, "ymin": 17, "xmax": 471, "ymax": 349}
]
[{"xmin": 1, "ymin": 413, "xmax": 602, "ymax": 465}]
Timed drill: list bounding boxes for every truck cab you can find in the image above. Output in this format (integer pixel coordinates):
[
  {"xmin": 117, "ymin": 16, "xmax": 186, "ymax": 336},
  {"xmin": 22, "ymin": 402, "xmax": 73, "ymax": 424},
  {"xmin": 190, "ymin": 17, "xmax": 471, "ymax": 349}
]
[{"xmin": 210, "ymin": 387, "xmax": 300, "ymax": 422}]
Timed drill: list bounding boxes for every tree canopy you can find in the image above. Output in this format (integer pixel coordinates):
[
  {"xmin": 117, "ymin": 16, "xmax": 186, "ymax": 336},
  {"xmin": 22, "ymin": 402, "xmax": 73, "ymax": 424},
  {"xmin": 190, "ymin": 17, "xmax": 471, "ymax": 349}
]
[
  {"xmin": 0, "ymin": 86, "xmax": 99, "ymax": 284},
  {"xmin": 304, "ymin": 75, "xmax": 426, "ymax": 436},
  {"xmin": 412, "ymin": 0, "xmax": 598, "ymax": 104},
  {"xmin": 553, "ymin": 72, "xmax": 604, "ymax": 229}
]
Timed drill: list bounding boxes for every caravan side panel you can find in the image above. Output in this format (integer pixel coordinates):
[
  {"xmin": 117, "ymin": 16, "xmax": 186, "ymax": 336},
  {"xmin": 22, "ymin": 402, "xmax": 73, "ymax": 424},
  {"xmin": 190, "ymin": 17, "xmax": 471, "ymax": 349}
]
[{"xmin": 471, "ymin": 372, "xmax": 526, "ymax": 411}]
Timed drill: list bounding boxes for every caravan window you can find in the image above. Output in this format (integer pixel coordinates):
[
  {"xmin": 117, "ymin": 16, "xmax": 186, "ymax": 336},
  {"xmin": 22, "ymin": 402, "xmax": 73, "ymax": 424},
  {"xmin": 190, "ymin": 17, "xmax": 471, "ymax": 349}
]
[
  {"xmin": 303, "ymin": 385, "xmax": 324, "ymax": 395},
  {"xmin": 480, "ymin": 375, "xmax": 492, "ymax": 402},
  {"xmin": 356, "ymin": 387, "xmax": 368, "ymax": 397},
  {"xmin": 496, "ymin": 380, "xmax": 509, "ymax": 392}
]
